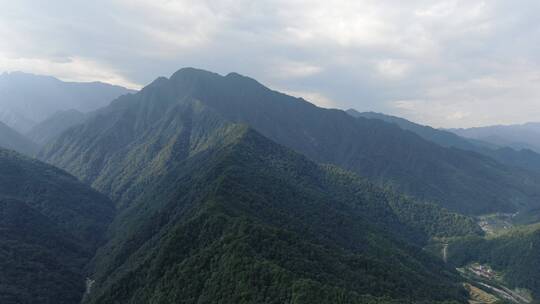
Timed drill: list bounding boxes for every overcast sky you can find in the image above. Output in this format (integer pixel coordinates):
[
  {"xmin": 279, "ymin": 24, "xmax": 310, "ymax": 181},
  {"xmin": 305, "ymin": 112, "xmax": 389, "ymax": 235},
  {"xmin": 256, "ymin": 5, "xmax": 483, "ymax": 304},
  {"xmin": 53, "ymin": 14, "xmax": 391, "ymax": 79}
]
[{"xmin": 1, "ymin": 0, "xmax": 539, "ymax": 128}]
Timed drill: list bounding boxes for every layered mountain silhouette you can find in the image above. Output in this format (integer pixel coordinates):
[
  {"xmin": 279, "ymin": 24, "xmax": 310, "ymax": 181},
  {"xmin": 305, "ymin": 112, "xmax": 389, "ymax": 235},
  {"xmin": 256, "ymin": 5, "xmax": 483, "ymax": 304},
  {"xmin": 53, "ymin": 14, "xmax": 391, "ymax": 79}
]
[
  {"xmin": 42, "ymin": 68, "xmax": 540, "ymax": 215},
  {"xmin": 347, "ymin": 110, "xmax": 540, "ymax": 175},
  {"xmin": 450, "ymin": 123, "xmax": 540, "ymax": 153},
  {"xmin": 0, "ymin": 72, "xmax": 133, "ymax": 133},
  {"xmin": 0, "ymin": 148, "xmax": 114, "ymax": 304}
]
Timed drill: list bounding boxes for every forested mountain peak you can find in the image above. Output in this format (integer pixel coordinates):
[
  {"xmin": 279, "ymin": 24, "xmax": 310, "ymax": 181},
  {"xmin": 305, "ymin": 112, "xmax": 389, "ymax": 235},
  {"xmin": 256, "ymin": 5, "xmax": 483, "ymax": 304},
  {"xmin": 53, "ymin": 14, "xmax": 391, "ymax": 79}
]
[{"xmin": 42, "ymin": 68, "xmax": 540, "ymax": 215}]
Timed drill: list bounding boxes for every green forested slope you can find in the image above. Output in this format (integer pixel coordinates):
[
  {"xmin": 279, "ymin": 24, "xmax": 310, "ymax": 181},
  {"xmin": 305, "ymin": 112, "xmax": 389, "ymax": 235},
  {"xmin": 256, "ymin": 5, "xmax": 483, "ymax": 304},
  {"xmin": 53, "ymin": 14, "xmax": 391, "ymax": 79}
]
[
  {"xmin": 40, "ymin": 68, "xmax": 540, "ymax": 215},
  {"xmin": 82, "ymin": 126, "xmax": 470, "ymax": 304},
  {"xmin": 0, "ymin": 149, "xmax": 115, "ymax": 304}
]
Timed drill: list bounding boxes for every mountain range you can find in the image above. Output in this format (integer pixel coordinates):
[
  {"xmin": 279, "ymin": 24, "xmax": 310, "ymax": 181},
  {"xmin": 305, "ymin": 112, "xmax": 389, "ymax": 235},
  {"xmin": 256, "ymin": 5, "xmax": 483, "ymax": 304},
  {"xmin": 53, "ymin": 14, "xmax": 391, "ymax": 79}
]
[
  {"xmin": 0, "ymin": 72, "xmax": 133, "ymax": 133},
  {"xmin": 41, "ymin": 68, "xmax": 540, "ymax": 216},
  {"xmin": 347, "ymin": 110, "xmax": 540, "ymax": 178},
  {"xmin": 4, "ymin": 67, "xmax": 540, "ymax": 303},
  {"xmin": 450, "ymin": 123, "xmax": 540, "ymax": 154}
]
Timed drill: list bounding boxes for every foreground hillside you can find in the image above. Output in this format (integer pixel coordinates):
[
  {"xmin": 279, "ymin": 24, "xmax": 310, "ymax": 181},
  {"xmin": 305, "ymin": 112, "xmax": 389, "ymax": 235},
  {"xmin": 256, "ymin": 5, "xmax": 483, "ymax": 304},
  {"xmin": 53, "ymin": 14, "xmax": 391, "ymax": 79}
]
[
  {"xmin": 41, "ymin": 68, "xmax": 540, "ymax": 215},
  {"xmin": 0, "ymin": 149, "xmax": 115, "ymax": 304}
]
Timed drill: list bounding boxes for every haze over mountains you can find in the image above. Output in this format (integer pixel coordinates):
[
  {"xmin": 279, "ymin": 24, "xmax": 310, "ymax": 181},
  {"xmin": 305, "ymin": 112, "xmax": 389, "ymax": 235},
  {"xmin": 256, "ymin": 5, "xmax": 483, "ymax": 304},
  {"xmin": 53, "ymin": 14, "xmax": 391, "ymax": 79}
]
[
  {"xmin": 26, "ymin": 109, "xmax": 88, "ymax": 146},
  {"xmin": 4, "ymin": 67, "xmax": 540, "ymax": 303},
  {"xmin": 450, "ymin": 123, "xmax": 540, "ymax": 154},
  {"xmin": 0, "ymin": 72, "xmax": 134, "ymax": 133},
  {"xmin": 347, "ymin": 110, "xmax": 540, "ymax": 177},
  {"xmin": 0, "ymin": 121, "xmax": 38, "ymax": 156}
]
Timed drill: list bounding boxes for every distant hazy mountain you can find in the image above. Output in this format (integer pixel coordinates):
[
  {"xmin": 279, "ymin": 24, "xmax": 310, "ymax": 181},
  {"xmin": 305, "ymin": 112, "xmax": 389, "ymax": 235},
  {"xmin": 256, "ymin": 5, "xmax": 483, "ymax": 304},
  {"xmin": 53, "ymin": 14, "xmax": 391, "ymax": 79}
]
[
  {"xmin": 347, "ymin": 109, "xmax": 540, "ymax": 176},
  {"xmin": 0, "ymin": 121, "xmax": 38, "ymax": 155},
  {"xmin": 26, "ymin": 109, "xmax": 87, "ymax": 146},
  {"xmin": 450, "ymin": 123, "xmax": 540, "ymax": 153},
  {"xmin": 346, "ymin": 110, "xmax": 480, "ymax": 150},
  {"xmin": 0, "ymin": 71, "xmax": 134, "ymax": 133},
  {"xmin": 41, "ymin": 68, "xmax": 540, "ymax": 216},
  {"xmin": 0, "ymin": 148, "xmax": 114, "ymax": 304}
]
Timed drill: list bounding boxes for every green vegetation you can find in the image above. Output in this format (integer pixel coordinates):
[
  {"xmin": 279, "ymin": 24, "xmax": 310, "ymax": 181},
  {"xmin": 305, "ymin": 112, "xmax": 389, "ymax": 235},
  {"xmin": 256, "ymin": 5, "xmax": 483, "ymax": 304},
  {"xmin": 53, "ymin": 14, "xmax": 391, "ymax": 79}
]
[
  {"xmin": 81, "ymin": 126, "xmax": 469, "ymax": 303},
  {"xmin": 0, "ymin": 148, "xmax": 115, "ymax": 304}
]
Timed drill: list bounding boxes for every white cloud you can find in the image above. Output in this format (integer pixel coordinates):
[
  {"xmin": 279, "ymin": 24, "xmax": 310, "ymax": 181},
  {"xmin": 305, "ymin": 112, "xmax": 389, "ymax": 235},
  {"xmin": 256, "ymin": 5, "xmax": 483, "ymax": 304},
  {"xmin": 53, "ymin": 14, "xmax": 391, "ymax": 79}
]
[
  {"xmin": 268, "ymin": 60, "xmax": 323, "ymax": 79},
  {"xmin": 376, "ymin": 59, "xmax": 411, "ymax": 79},
  {"xmin": 1, "ymin": 0, "xmax": 540, "ymax": 127}
]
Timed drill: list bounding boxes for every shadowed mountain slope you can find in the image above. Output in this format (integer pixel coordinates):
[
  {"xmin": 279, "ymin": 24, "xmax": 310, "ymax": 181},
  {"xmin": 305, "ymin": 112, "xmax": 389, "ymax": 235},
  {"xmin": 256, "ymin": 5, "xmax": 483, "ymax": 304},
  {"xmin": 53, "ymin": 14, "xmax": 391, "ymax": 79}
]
[{"xmin": 0, "ymin": 149, "xmax": 115, "ymax": 304}]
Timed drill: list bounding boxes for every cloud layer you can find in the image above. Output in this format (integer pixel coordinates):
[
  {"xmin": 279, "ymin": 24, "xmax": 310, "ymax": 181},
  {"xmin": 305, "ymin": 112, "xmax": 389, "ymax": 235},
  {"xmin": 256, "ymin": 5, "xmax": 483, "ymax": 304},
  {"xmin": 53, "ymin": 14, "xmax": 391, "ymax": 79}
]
[{"xmin": 1, "ymin": 0, "xmax": 539, "ymax": 127}]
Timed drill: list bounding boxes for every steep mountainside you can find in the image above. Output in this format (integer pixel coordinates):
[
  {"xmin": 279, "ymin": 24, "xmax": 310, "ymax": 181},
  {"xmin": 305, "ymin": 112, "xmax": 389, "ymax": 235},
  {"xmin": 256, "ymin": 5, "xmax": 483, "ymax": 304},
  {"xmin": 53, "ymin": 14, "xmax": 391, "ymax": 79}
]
[
  {"xmin": 347, "ymin": 110, "xmax": 540, "ymax": 174},
  {"xmin": 81, "ymin": 121, "xmax": 473, "ymax": 304},
  {"xmin": 0, "ymin": 149, "xmax": 115, "ymax": 304},
  {"xmin": 0, "ymin": 72, "xmax": 133, "ymax": 132},
  {"xmin": 26, "ymin": 110, "xmax": 87, "ymax": 146},
  {"xmin": 41, "ymin": 68, "xmax": 540, "ymax": 215},
  {"xmin": 0, "ymin": 121, "xmax": 38, "ymax": 156}
]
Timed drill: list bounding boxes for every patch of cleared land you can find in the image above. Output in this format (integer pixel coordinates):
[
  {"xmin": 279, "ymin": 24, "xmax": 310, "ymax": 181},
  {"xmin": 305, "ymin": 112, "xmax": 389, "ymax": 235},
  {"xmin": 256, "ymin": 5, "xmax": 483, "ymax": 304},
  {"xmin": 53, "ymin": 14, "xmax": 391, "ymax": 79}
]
[
  {"xmin": 477, "ymin": 213, "xmax": 516, "ymax": 235},
  {"xmin": 459, "ymin": 263, "xmax": 532, "ymax": 304}
]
